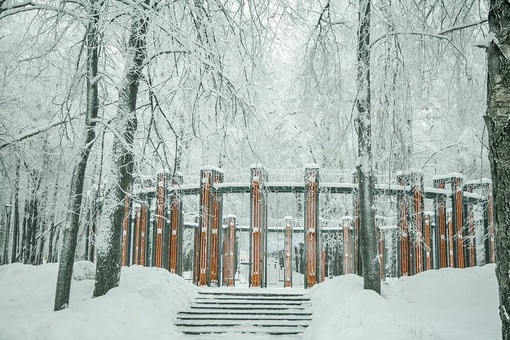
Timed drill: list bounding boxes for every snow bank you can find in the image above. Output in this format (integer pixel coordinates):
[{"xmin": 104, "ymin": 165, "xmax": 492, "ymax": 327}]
[
  {"xmin": 0, "ymin": 262, "xmax": 500, "ymax": 340},
  {"xmin": 306, "ymin": 264, "xmax": 500, "ymax": 340},
  {"xmin": 0, "ymin": 262, "xmax": 198, "ymax": 340}
]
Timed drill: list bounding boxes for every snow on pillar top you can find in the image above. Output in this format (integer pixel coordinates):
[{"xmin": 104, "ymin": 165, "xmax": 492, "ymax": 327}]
[
  {"xmin": 250, "ymin": 163, "xmax": 265, "ymax": 169},
  {"xmin": 156, "ymin": 168, "xmax": 171, "ymax": 175},
  {"xmin": 303, "ymin": 163, "xmax": 320, "ymax": 169},
  {"xmin": 200, "ymin": 165, "xmax": 225, "ymax": 174}
]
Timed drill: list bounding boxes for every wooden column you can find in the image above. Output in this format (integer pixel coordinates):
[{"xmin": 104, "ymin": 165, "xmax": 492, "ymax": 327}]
[
  {"xmin": 447, "ymin": 208, "xmax": 454, "ymax": 267},
  {"xmin": 342, "ymin": 216, "xmax": 354, "ymax": 274},
  {"xmin": 451, "ymin": 176, "xmax": 465, "ymax": 268},
  {"xmin": 193, "ymin": 218, "xmax": 200, "ymax": 285},
  {"xmin": 433, "ymin": 178, "xmax": 448, "ymax": 269},
  {"xmin": 424, "ymin": 212, "xmax": 433, "ymax": 270},
  {"xmin": 168, "ymin": 173, "xmax": 183, "ymax": 274},
  {"xmin": 411, "ymin": 172, "xmax": 424, "ymax": 274},
  {"xmin": 139, "ymin": 202, "xmax": 148, "ymax": 266},
  {"xmin": 210, "ymin": 171, "xmax": 224, "ymax": 286},
  {"xmin": 133, "ymin": 203, "xmax": 141, "ymax": 265},
  {"xmin": 250, "ymin": 164, "xmax": 268, "ymax": 288},
  {"xmin": 397, "ymin": 172, "xmax": 410, "ymax": 277},
  {"xmin": 121, "ymin": 193, "xmax": 131, "ymax": 267},
  {"xmin": 374, "ymin": 216, "xmax": 384, "ymax": 280},
  {"xmin": 284, "ymin": 216, "xmax": 293, "ymax": 288},
  {"xmin": 223, "ymin": 215, "xmax": 236, "ymax": 287},
  {"xmin": 464, "ymin": 184, "xmax": 476, "ymax": 267},
  {"xmin": 155, "ymin": 171, "xmax": 169, "ymax": 268},
  {"xmin": 196, "ymin": 167, "xmax": 223, "ymax": 286},
  {"xmin": 304, "ymin": 165, "xmax": 319, "ymax": 288}
]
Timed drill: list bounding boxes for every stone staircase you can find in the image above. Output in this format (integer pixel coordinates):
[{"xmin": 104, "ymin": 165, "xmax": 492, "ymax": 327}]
[{"xmin": 175, "ymin": 289, "xmax": 312, "ymax": 337}]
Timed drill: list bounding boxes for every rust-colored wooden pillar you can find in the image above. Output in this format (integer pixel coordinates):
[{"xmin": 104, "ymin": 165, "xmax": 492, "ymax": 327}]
[
  {"xmin": 210, "ymin": 171, "xmax": 224, "ymax": 286},
  {"xmin": 433, "ymin": 178, "xmax": 448, "ymax": 269},
  {"xmin": 223, "ymin": 214, "xmax": 236, "ymax": 287},
  {"xmin": 250, "ymin": 164, "xmax": 268, "ymax": 288},
  {"xmin": 121, "ymin": 193, "xmax": 131, "ymax": 267},
  {"xmin": 451, "ymin": 176, "xmax": 465, "ymax": 268},
  {"xmin": 304, "ymin": 165, "xmax": 320, "ymax": 288},
  {"xmin": 284, "ymin": 216, "xmax": 293, "ymax": 288},
  {"xmin": 424, "ymin": 212, "xmax": 433, "ymax": 270},
  {"xmin": 464, "ymin": 184, "xmax": 476, "ymax": 267},
  {"xmin": 154, "ymin": 171, "xmax": 168, "ymax": 268},
  {"xmin": 412, "ymin": 172, "xmax": 424, "ymax": 274},
  {"xmin": 378, "ymin": 226, "xmax": 385, "ymax": 280},
  {"xmin": 133, "ymin": 203, "xmax": 141, "ymax": 265},
  {"xmin": 446, "ymin": 208, "xmax": 455, "ymax": 267},
  {"xmin": 342, "ymin": 216, "xmax": 354, "ymax": 274},
  {"xmin": 198, "ymin": 170, "xmax": 212, "ymax": 285},
  {"xmin": 196, "ymin": 167, "xmax": 224, "ymax": 286},
  {"xmin": 397, "ymin": 172, "xmax": 410, "ymax": 277},
  {"xmin": 168, "ymin": 174, "xmax": 183, "ymax": 275},
  {"xmin": 193, "ymin": 217, "xmax": 200, "ymax": 285},
  {"xmin": 139, "ymin": 203, "xmax": 148, "ymax": 266}
]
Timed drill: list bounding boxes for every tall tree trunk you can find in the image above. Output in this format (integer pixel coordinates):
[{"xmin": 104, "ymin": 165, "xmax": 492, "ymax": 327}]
[
  {"xmin": 93, "ymin": 2, "xmax": 149, "ymax": 298},
  {"xmin": 54, "ymin": 0, "xmax": 101, "ymax": 311},
  {"xmin": 485, "ymin": 1, "xmax": 510, "ymax": 338},
  {"xmin": 355, "ymin": 0, "xmax": 380, "ymax": 294},
  {"xmin": 11, "ymin": 159, "xmax": 20, "ymax": 263}
]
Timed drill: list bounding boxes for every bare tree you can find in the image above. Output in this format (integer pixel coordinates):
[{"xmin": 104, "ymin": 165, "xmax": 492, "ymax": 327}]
[
  {"xmin": 355, "ymin": 0, "xmax": 380, "ymax": 294},
  {"xmin": 54, "ymin": 0, "xmax": 101, "ymax": 310},
  {"xmin": 93, "ymin": 0, "xmax": 150, "ymax": 298}
]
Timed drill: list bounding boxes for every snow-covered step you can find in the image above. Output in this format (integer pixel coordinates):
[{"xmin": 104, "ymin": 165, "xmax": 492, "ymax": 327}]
[
  {"xmin": 175, "ymin": 289, "xmax": 312, "ymax": 336},
  {"xmin": 177, "ymin": 314, "xmax": 312, "ymax": 321},
  {"xmin": 179, "ymin": 325, "xmax": 307, "ymax": 336}
]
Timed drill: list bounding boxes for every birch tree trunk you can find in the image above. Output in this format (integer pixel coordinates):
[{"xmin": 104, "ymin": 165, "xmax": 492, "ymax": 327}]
[
  {"xmin": 54, "ymin": 0, "xmax": 101, "ymax": 311},
  {"xmin": 485, "ymin": 1, "xmax": 510, "ymax": 338},
  {"xmin": 355, "ymin": 0, "xmax": 380, "ymax": 294},
  {"xmin": 93, "ymin": 2, "xmax": 149, "ymax": 298}
]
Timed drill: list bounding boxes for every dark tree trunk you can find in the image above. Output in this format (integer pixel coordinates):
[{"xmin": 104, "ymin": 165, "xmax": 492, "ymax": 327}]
[
  {"xmin": 11, "ymin": 160, "xmax": 20, "ymax": 262},
  {"xmin": 485, "ymin": 1, "xmax": 510, "ymax": 338},
  {"xmin": 54, "ymin": 0, "xmax": 101, "ymax": 311},
  {"xmin": 355, "ymin": 0, "xmax": 380, "ymax": 294},
  {"xmin": 93, "ymin": 2, "xmax": 149, "ymax": 298}
]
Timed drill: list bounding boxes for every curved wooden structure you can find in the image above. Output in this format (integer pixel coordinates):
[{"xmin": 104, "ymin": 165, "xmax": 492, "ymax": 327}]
[{"xmin": 119, "ymin": 166, "xmax": 495, "ymax": 289}]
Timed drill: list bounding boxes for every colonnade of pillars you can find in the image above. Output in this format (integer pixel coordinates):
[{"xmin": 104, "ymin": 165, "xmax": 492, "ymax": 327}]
[
  {"xmin": 120, "ymin": 167, "xmax": 495, "ymax": 288},
  {"xmin": 121, "ymin": 171, "xmax": 184, "ymax": 274},
  {"xmin": 392, "ymin": 173, "xmax": 494, "ymax": 277}
]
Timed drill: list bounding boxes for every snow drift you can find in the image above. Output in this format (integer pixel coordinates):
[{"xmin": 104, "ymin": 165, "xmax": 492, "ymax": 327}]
[{"xmin": 0, "ymin": 262, "xmax": 500, "ymax": 339}]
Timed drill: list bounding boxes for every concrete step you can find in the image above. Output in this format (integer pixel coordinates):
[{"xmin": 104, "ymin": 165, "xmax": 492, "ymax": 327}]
[{"xmin": 175, "ymin": 289, "xmax": 312, "ymax": 336}]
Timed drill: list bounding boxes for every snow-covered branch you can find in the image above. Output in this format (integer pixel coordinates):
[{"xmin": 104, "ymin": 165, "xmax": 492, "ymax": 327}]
[
  {"xmin": 0, "ymin": 114, "xmax": 82, "ymax": 151},
  {"xmin": 0, "ymin": 0, "xmax": 84, "ymax": 21}
]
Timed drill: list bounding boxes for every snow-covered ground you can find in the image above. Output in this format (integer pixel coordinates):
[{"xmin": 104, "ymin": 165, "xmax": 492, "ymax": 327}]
[{"xmin": 0, "ymin": 262, "xmax": 500, "ymax": 340}]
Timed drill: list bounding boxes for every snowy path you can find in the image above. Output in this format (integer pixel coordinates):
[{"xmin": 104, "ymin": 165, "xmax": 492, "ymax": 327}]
[{"xmin": 175, "ymin": 288, "xmax": 311, "ymax": 337}]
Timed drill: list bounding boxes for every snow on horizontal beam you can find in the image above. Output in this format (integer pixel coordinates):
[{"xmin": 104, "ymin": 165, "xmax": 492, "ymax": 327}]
[
  {"xmin": 321, "ymin": 182, "xmax": 357, "ymax": 189},
  {"xmin": 464, "ymin": 192, "xmax": 482, "ymax": 200},
  {"xmin": 200, "ymin": 165, "xmax": 225, "ymax": 173},
  {"xmin": 423, "ymin": 187, "xmax": 451, "ymax": 196},
  {"xmin": 432, "ymin": 172, "xmax": 464, "ymax": 181},
  {"xmin": 464, "ymin": 178, "xmax": 492, "ymax": 185},
  {"xmin": 213, "ymin": 182, "xmax": 250, "ymax": 188}
]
